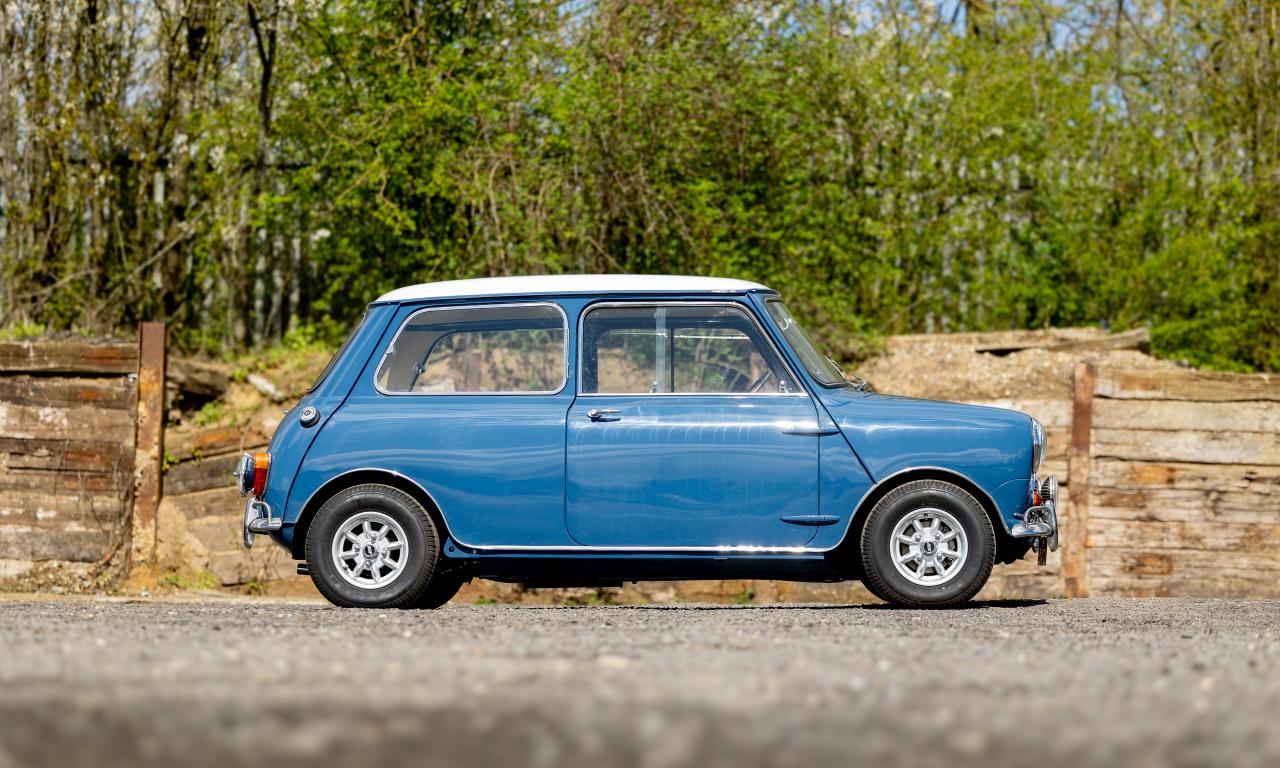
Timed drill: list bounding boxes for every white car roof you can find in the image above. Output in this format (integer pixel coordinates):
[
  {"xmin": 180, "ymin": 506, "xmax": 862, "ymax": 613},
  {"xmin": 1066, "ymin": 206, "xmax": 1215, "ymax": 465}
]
[{"xmin": 375, "ymin": 274, "xmax": 772, "ymax": 303}]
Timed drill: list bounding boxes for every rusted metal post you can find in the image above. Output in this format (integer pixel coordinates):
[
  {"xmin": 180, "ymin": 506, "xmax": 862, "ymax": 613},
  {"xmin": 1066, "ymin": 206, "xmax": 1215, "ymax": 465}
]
[
  {"xmin": 1063, "ymin": 360, "xmax": 1095, "ymax": 598},
  {"xmin": 129, "ymin": 322, "xmax": 166, "ymax": 572}
]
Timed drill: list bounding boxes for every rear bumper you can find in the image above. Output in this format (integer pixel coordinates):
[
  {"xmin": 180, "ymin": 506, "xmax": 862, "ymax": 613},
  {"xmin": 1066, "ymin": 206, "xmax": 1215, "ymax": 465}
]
[{"xmin": 242, "ymin": 496, "xmax": 283, "ymax": 549}]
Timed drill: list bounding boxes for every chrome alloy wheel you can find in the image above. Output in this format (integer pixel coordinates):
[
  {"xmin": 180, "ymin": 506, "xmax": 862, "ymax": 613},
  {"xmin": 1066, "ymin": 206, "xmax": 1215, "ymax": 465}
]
[
  {"xmin": 331, "ymin": 511, "xmax": 409, "ymax": 589},
  {"xmin": 889, "ymin": 507, "xmax": 968, "ymax": 587}
]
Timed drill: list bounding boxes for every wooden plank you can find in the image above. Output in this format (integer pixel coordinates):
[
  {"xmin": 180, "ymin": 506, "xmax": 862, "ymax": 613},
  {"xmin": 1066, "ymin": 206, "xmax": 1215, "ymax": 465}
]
[
  {"xmin": 163, "ymin": 452, "xmax": 240, "ymax": 496},
  {"xmin": 0, "ymin": 341, "xmax": 138, "ymax": 375},
  {"xmin": 1063, "ymin": 361, "xmax": 1094, "ymax": 598},
  {"xmin": 1094, "ymin": 399, "xmax": 1280, "ymax": 434},
  {"xmin": 1095, "ymin": 367, "xmax": 1280, "ymax": 402},
  {"xmin": 1089, "ymin": 547, "xmax": 1280, "ymax": 574},
  {"xmin": 1087, "ymin": 519, "xmax": 1280, "ymax": 552},
  {"xmin": 0, "ymin": 524, "xmax": 114, "ymax": 561},
  {"xmin": 1093, "ymin": 459, "xmax": 1280, "ymax": 492},
  {"xmin": 0, "ymin": 377, "xmax": 135, "ymax": 410},
  {"xmin": 887, "ymin": 328, "xmax": 1108, "ymax": 352},
  {"xmin": 1091, "ymin": 487, "xmax": 1280, "ymax": 525},
  {"xmin": 166, "ymin": 427, "xmax": 252, "ymax": 462},
  {"xmin": 129, "ymin": 322, "xmax": 165, "ymax": 569},
  {"xmin": 1088, "ymin": 549, "xmax": 1280, "ymax": 598},
  {"xmin": 0, "ymin": 491, "xmax": 123, "ymax": 525},
  {"xmin": 0, "ymin": 402, "xmax": 136, "ymax": 443},
  {"xmin": 0, "ymin": 471, "xmax": 130, "ymax": 494},
  {"xmin": 0, "ymin": 437, "xmax": 130, "ymax": 474},
  {"xmin": 1093, "ymin": 428, "xmax": 1280, "ymax": 465}
]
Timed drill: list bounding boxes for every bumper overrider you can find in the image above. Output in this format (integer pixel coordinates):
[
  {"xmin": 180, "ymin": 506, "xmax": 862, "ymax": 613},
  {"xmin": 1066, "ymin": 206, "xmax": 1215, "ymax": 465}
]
[
  {"xmin": 1010, "ymin": 476, "xmax": 1060, "ymax": 565},
  {"xmin": 234, "ymin": 451, "xmax": 283, "ymax": 549}
]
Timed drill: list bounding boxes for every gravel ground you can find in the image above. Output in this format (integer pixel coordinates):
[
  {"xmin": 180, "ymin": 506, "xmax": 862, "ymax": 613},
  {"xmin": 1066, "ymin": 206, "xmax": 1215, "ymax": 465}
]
[{"xmin": 0, "ymin": 596, "xmax": 1276, "ymax": 768}]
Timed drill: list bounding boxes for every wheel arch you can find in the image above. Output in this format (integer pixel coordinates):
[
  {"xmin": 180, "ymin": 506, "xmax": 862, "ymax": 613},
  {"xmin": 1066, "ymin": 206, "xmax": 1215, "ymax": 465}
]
[
  {"xmin": 832, "ymin": 467, "xmax": 1026, "ymax": 576},
  {"xmin": 289, "ymin": 469, "xmax": 452, "ymax": 560}
]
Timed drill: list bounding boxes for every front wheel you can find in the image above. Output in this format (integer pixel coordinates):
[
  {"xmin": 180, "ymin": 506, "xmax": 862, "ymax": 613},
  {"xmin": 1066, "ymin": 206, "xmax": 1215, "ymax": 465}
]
[
  {"xmin": 859, "ymin": 479, "xmax": 995, "ymax": 608},
  {"xmin": 305, "ymin": 484, "xmax": 440, "ymax": 608}
]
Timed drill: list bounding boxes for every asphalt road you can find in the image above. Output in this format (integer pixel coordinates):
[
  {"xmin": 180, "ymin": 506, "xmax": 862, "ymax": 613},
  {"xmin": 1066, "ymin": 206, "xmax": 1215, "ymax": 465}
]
[{"xmin": 0, "ymin": 596, "xmax": 1276, "ymax": 768}]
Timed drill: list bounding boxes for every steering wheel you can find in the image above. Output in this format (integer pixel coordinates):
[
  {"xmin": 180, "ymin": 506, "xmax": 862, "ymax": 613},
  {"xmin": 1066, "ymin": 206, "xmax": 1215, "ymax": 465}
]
[{"xmin": 747, "ymin": 369, "xmax": 774, "ymax": 394}]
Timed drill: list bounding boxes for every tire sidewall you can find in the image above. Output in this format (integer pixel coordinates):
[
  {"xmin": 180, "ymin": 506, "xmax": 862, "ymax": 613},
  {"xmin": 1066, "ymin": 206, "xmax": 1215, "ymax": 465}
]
[
  {"xmin": 863, "ymin": 482, "xmax": 994, "ymax": 606},
  {"xmin": 307, "ymin": 485, "xmax": 437, "ymax": 608}
]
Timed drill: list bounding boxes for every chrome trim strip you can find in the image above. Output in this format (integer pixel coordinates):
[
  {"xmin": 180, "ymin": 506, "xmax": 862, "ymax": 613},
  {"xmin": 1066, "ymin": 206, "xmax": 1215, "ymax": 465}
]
[
  {"xmin": 372, "ymin": 301, "xmax": 570, "ymax": 397},
  {"xmin": 575, "ymin": 300, "xmax": 811, "ymax": 398}
]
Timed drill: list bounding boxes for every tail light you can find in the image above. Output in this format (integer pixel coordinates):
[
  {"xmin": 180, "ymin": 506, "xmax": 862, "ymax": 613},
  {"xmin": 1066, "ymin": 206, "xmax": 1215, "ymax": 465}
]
[
  {"xmin": 252, "ymin": 452, "xmax": 271, "ymax": 497},
  {"xmin": 235, "ymin": 451, "xmax": 272, "ymax": 498}
]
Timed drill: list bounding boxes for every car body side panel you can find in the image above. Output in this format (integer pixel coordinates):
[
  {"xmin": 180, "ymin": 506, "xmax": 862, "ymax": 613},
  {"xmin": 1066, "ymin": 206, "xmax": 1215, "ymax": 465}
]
[
  {"xmin": 565, "ymin": 394, "xmax": 821, "ymax": 547},
  {"xmin": 817, "ymin": 389, "xmax": 1034, "ymax": 532},
  {"xmin": 290, "ymin": 394, "xmax": 575, "ymax": 546},
  {"xmin": 261, "ymin": 304, "xmax": 397, "ymax": 547}
]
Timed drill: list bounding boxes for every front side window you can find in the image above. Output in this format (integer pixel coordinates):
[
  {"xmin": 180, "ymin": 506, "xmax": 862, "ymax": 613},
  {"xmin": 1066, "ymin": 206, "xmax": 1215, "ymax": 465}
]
[
  {"xmin": 581, "ymin": 304, "xmax": 795, "ymax": 395},
  {"xmin": 376, "ymin": 304, "xmax": 565, "ymax": 393}
]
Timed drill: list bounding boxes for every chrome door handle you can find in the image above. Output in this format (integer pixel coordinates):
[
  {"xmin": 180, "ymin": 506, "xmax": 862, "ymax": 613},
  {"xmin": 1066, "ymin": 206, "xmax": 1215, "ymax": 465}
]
[{"xmin": 587, "ymin": 408, "xmax": 621, "ymax": 422}]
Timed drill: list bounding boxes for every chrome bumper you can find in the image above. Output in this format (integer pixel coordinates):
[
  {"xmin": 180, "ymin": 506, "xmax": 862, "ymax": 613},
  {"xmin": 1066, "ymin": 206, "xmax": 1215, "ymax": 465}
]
[
  {"xmin": 242, "ymin": 497, "xmax": 283, "ymax": 549},
  {"xmin": 1010, "ymin": 476, "xmax": 1059, "ymax": 564}
]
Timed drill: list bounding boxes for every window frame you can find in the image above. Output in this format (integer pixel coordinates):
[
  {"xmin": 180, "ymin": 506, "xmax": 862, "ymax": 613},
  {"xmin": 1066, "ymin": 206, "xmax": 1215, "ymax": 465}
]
[
  {"xmin": 576, "ymin": 300, "xmax": 808, "ymax": 398},
  {"xmin": 373, "ymin": 301, "xmax": 569, "ymax": 397}
]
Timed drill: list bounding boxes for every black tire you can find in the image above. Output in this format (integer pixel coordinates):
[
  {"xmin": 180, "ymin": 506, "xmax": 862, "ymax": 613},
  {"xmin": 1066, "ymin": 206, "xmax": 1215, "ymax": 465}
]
[
  {"xmin": 859, "ymin": 479, "xmax": 995, "ymax": 608},
  {"xmin": 405, "ymin": 574, "xmax": 466, "ymax": 609},
  {"xmin": 305, "ymin": 483, "xmax": 439, "ymax": 608}
]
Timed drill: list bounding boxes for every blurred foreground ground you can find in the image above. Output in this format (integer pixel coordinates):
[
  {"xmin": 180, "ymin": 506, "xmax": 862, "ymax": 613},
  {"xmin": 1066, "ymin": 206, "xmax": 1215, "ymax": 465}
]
[{"xmin": 0, "ymin": 596, "xmax": 1275, "ymax": 768}]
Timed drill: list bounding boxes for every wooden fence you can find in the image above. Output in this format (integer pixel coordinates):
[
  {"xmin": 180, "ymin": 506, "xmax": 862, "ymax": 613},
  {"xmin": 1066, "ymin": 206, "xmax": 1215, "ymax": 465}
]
[
  {"xmin": 1065, "ymin": 364, "xmax": 1280, "ymax": 598},
  {"xmin": 0, "ymin": 328, "xmax": 164, "ymax": 582}
]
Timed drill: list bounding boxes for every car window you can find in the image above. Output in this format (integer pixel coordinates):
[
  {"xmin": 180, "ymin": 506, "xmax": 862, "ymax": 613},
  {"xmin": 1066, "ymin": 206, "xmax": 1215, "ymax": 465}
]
[
  {"xmin": 581, "ymin": 304, "xmax": 795, "ymax": 394},
  {"xmin": 376, "ymin": 304, "xmax": 565, "ymax": 393}
]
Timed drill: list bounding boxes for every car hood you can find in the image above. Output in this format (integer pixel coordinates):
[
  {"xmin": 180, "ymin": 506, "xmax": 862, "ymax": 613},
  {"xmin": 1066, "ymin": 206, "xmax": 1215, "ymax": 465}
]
[{"xmin": 817, "ymin": 388, "xmax": 1034, "ymax": 484}]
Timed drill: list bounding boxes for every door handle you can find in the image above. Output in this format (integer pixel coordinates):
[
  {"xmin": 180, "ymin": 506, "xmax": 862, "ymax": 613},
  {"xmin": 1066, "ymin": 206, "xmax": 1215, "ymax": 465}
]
[{"xmin": 587, "ymin": 408, "xmax": 621, "ymax": 422}]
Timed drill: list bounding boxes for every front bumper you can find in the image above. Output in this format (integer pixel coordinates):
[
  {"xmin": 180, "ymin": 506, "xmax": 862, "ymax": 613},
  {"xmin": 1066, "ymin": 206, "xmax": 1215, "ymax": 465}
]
[{"xmin": 1010, "ymin": 476, "xmax": 1059, "ymax": 564}]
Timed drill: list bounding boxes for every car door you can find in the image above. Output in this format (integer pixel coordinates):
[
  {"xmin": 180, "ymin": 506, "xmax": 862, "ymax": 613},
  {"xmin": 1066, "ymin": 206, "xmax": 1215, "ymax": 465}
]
[
  {"xmin": 314, "ymin": 301, "xmax": 574, "ymax": 547},
  {"xmin": 566, "ymin": 302, "xmax": 822, "ymax": 548}
]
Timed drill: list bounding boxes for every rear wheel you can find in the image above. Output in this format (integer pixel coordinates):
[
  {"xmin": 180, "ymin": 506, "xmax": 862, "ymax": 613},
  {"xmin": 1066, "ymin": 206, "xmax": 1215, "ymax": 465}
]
[
  {"xmin": 306, "ymin": 484, "xmax": 439, "ymax": 608},
  {"xmin": 859, "ymin": 479, "xmax": 995, "ymax": 608},
  {"xmin": 405, "ymin": 574, "xmax": 466, "ymax": 609}
]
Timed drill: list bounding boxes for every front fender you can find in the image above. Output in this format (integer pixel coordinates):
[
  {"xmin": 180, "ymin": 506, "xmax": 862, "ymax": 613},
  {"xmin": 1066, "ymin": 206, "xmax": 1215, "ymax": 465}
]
[{"xmin": 818, "ymin": 390, "xmax": 1035, "ymax": 532}]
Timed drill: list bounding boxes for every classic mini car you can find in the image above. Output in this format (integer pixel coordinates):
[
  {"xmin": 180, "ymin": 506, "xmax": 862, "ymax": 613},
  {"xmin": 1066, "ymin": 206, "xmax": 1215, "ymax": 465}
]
[{"xmin": 236, "ymin": 275, "xmax": 1058, "ymax": 609}]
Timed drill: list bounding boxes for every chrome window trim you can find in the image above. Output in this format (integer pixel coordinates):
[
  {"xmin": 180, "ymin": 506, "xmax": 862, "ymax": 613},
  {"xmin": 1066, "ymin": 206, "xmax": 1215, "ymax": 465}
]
[
  {"xmin": 575, "ymin": 300, "xmax": 810, "ymax": 398},
  {"xmin": 373, "ymin": 301, "xmax": 569, "ymax": 397},
  {"xmin": 761, "ymin": 298, "xmax": 850, "ymax": 389}
]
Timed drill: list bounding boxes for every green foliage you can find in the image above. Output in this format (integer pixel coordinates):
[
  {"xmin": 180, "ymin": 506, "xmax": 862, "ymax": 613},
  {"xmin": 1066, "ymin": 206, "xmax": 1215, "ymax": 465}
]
[
  {"xmin": 192, "ymin": 401, "xmax": 226, "ymax": 428},
  {"xmin": 159, "ymin": 571, "xmax": 219, "ymax": 591},
  {"xmin": 0, "ymin": 322, "xmax": 45, "ymax": 341},
  {"xmin": 1, "ymin": 1, "xmax": 1277, "ymax": 371}
]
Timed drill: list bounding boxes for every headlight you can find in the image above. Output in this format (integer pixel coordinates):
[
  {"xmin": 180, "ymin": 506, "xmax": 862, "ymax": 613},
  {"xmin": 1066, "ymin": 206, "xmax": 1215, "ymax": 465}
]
[{"xmin": 1030, "ymin": 419, "xmax": 1045, "ymax": 474}]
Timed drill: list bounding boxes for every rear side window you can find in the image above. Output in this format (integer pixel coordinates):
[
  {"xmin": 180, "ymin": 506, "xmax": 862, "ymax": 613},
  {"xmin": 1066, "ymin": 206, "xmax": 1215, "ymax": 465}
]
[{"xmin": 376, "ymin": 304, "xmax": 566, "ymax": 394}]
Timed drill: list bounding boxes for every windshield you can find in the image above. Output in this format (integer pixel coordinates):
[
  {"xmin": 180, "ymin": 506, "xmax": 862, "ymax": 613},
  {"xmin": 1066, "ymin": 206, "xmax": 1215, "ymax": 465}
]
[
  {"xmin": 763, "ymin": 300, "xmax": 850, "ymax": 388},
  {"xmin": 308, "ymin": 312, "xmax": 368, "ymax": 393}
]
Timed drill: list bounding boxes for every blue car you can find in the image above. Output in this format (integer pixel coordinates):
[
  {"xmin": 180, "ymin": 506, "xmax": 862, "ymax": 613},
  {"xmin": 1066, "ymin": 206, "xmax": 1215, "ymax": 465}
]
[{"xmin": 236, "ymin": 276, "xmax": 1059, "ymax": 608}]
